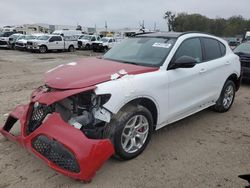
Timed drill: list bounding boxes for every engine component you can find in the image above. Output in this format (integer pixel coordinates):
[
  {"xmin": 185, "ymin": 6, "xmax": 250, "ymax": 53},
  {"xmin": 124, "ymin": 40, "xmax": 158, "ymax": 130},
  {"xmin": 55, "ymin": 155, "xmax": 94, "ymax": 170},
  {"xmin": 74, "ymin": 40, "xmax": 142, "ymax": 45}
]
[{"xmin": 68, "ymin": 111, "xmax": 93, "ymax": 129}]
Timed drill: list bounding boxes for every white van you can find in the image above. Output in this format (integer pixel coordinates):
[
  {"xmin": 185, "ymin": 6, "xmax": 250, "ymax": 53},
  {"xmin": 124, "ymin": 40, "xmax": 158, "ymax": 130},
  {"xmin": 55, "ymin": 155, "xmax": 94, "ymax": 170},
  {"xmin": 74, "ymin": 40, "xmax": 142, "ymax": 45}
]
[
  {"xmin": 52, "ymin": 30, "xmax": 82, "ymax": 41},
  {"xmin": 245, "ymin": 31, "xmax": 250, "ymax": 41}
]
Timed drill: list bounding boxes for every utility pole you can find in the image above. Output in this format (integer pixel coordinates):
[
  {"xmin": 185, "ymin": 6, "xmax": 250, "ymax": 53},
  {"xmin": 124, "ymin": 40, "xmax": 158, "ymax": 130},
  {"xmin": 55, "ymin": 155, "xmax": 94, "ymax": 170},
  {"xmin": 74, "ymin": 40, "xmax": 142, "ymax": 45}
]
[
  {"xmin": 154, "ymin": 22, "xmax": 156, "ymax": 31},
  {"xmin": 105, "ymin": 21, "xmax": 108, "ymax": 32}
]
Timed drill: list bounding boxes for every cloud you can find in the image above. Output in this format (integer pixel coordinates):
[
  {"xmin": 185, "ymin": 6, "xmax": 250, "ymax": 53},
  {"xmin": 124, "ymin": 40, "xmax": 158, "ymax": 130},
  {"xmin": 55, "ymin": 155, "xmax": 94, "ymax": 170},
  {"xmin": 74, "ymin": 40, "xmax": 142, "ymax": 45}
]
[{"xmin": 0, "ymin": 0, "xmax": 249, "ymax": 30}]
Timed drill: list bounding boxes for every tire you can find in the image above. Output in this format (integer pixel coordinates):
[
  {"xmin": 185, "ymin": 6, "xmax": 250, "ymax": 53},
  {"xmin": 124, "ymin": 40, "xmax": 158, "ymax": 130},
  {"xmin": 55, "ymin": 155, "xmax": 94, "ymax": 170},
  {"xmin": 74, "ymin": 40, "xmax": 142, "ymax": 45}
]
[
  {"xmin": 39, "ymin": 45, "xmax": 47, "ymax": 53},
  {"xmin": 68, "ymin": 45, "xmax": 75, "ymax": 52},
  {"xmin": 103, "ymin": 47, "xmax": 108, "ymax": 53},
  {"xmin": 85, "ymin": 44, "xmax": 90, "ymax": 50},
  {"xmin": 105, "ymin": 105, "xmax": 153, "ymax": 160},
  {"xmin": 213, "ymin": 80, "xmax": 236, "ymax": 112}
]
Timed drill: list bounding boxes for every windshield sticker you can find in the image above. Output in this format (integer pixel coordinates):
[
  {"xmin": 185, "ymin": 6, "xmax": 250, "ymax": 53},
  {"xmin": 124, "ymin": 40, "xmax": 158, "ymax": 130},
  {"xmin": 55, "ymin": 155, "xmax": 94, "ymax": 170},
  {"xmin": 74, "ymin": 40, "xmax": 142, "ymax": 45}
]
[{"xmin": 152, "ymin": 43, "xmax": 172, "ymax": 48}]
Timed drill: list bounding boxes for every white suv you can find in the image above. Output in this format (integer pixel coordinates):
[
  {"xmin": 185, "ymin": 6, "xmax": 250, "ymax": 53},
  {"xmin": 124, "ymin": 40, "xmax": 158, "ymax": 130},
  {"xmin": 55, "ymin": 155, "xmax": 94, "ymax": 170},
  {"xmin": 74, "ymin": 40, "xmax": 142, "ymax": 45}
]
[{"xmin": 0, "ymin": 32, "xmax": 241, "ymax": 181}]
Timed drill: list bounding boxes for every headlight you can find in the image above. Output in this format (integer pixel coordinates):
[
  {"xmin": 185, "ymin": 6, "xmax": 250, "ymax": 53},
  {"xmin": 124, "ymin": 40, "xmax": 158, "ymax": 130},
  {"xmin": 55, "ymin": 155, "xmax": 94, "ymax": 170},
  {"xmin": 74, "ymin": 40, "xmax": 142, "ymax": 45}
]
[
  {"xmin": 34, "ymin": 42, "xmax": 38, "ymax": 46},
  {"xmin": 91, "ymin": 94, "xmax": 111, "ymax": 107}
]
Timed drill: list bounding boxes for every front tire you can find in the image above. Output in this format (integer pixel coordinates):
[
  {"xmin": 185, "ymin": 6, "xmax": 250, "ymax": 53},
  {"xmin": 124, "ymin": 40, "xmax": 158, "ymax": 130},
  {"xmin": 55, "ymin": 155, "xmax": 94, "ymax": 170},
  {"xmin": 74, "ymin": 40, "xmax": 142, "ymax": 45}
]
[
  {"xmin": 106, "ymin": 105, "xmax": 153, "ymax": 160},
  {"xmin": 213, "ymin": 80, "xmax": 236, "ymax": 112},
  {"xmin": 39, "ymin": 45, "xmax": 47, "ymax": 53},
  {"xmin": 85, "ymin": 44, "xmax": 91, "ymax": 50}
]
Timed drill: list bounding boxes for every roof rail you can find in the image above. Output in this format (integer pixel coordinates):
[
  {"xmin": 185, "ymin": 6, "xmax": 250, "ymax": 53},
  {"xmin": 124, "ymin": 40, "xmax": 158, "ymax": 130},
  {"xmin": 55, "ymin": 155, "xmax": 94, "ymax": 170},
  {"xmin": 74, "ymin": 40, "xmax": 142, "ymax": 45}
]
[
  {"xmin": 179, "ymin": 31, "xmax": 217, "ymax": 37},
  {"xmin": 131, "ymin": 31, "xmax": 156, "ymax": 37}
]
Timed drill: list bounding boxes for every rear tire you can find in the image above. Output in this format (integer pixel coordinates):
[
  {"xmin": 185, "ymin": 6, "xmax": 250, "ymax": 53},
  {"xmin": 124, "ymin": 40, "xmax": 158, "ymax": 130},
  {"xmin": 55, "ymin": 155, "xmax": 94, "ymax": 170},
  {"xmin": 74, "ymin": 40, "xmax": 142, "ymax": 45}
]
[
  {"xmin": 68, "ymin": 45, "xmax": 75, "ymax": 52},
  {"xmin": 105, "ymin": 105, "xmax": 153, "ymax": 160},
  {"xmin": 213, "ymin": 80, "xmax": 236, "ymax": 112}
]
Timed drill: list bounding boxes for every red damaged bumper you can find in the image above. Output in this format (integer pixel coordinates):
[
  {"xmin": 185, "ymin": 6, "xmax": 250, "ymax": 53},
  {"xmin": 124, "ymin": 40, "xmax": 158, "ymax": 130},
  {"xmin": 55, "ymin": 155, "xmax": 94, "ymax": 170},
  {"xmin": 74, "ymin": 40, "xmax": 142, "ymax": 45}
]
[{"xmin": 0, "ymin": 104, "xmax": 114, "ymax": 181}]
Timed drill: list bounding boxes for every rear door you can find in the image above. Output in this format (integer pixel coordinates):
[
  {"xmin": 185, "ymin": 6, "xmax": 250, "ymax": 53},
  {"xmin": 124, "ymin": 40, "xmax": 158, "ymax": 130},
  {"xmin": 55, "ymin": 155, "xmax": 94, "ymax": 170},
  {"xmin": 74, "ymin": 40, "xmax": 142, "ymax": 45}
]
[{"xmin": 200, "ymin": 37, "xmax": 228, "ymax": 101}]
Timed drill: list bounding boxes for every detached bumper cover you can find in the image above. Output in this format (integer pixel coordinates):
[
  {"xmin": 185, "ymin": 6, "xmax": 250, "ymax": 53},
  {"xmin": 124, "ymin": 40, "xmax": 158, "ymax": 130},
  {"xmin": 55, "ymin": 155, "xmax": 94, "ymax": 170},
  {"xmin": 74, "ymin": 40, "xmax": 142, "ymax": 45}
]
[{"xmin": 0, "ymin": 104, "xmax": 114, "ymax": 181}]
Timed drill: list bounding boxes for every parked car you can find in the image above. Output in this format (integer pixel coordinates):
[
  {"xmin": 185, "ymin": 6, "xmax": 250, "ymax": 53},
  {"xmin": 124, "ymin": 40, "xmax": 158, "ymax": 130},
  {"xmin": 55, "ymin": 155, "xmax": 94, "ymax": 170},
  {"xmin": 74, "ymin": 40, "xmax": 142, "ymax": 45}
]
[
  {"xmin": 0, "ymin": 32, "xmax": 241, "ymax": 181},
  {"xmin": 234, "ymin": 41, "xmax": 250, "ymax": 81},
  {"xmin": 227, "ymin": 37, "xmax": 241, "ymax": 49},
  {"xmin": 15, "ymin": 34, "xmax": 42, "ymax": 50},
  {"xmin": 78, "ymin": 34, "xmax": 100, "ymax": 50},
  {"xmin": 8, "ymin": 33, "xmax": 24, "ymax": 49},
  {"xmin": 26, "ymin": 35, "xmax": 77, "ymax": 53},
  {"xmin": 0, "ymin": 31, "xmax": 17, "ymax": 48},
  {"xmin": 92, "ymin": 37, "xmax": 116, "ymax": 52}
]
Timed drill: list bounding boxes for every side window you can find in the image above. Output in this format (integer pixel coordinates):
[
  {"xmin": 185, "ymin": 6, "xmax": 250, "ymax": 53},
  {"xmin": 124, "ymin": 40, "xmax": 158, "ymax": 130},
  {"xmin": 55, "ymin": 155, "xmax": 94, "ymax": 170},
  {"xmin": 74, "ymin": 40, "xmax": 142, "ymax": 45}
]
[
  {"xmin": 49, "ymin": 37, "xmax": 56, "ymax": 42},
  {"xmin": 202, "ymin": 38, "xmax": 223, "ymax": 61},
  {"xmin": 91, "ymin": 37, "xmax": 96, "ymax": 41},
  {"xmin": 219, "ymin": 42, "xmax": 226, "ymax": 56},
  {"xmin": 54, "ymin": 36, "xmax": 62, "ymax": 41},
  {"xmin": 174, "ymin": 38, "xmax": 202, "ymax": 63},
  {"xmin": 109, "ymin": 39, "xmax": 112, "ymax": 43}
]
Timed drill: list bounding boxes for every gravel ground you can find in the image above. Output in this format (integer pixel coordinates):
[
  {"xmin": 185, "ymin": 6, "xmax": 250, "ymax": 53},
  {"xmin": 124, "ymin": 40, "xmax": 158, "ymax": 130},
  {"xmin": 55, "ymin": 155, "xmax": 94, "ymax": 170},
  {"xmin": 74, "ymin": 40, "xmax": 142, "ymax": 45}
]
[{"xmin": 0, "ymin": 49, "xmax": 250, "ymax": 188}]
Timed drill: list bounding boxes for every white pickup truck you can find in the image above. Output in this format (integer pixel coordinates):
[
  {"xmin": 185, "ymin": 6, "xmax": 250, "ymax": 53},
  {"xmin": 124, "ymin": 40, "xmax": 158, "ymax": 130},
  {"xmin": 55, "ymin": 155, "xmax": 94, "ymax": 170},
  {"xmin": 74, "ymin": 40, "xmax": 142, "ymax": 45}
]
[
  {"xmin": 78, "ymin": 35, "xmax": 101, "ymax": 50},
  {"xmin": 92, "ymin": 37, "xmax": 117, "ymax": 52},
  {"xmin": 26, "ymin": 35, "xmax": 77, "ymax": 53}
]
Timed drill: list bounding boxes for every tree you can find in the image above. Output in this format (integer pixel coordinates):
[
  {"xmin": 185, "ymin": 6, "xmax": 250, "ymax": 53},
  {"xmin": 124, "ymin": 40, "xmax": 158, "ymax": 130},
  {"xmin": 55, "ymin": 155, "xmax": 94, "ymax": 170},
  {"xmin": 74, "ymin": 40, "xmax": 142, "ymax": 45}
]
[
  {"xmin": 168, "ymin": 12, "xmax": 250, "ymax": 37},
  {"xmin": 163, "ymin": 11, "xmax": 176, "ymax": 31}
]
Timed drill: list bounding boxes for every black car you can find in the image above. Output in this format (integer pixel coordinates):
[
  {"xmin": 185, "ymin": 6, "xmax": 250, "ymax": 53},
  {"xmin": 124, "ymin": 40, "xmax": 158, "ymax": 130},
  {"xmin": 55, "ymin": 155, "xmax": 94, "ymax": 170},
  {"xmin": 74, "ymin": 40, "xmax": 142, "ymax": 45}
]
[{"xmin": 234, "ymin": 42, "xmax": 250, "ymax": 81}]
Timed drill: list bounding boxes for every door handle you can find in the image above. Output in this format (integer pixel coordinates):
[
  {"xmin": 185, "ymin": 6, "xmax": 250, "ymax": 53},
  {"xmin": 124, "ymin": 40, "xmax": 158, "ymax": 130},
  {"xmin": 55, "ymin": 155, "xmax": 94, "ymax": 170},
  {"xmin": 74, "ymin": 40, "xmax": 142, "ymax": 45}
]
[
  {"xmin": 225, "ymin": 61, "xmax": 231, "ymax": 65},
  {"xmin": 199, "ymin": 68, "xmax": 207, "ymax": 74}
]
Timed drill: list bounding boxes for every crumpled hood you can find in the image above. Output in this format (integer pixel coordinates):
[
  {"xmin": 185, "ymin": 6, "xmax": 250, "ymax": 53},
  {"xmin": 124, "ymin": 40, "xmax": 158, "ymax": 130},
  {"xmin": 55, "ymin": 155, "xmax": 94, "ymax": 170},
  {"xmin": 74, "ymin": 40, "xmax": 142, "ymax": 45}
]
[{"xmin": 45, "ymin": 57, "xmax": 158, "ymax": 89}]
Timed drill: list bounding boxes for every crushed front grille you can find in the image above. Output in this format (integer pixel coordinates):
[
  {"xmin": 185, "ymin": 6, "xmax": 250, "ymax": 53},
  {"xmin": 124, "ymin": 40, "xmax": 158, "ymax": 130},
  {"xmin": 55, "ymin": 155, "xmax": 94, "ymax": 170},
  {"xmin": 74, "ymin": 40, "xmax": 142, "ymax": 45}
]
[{"xmin": 32, "ymin": 135, "xmax": 80, "ymax": 173}]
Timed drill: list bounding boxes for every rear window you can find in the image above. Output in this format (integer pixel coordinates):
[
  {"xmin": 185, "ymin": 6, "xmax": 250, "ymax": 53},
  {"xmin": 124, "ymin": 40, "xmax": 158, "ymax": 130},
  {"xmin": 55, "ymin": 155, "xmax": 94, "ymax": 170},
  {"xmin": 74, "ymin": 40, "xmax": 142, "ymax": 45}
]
[{"xmin": 202, "ymin": 38, "xmax": 224, "ymax": 61}]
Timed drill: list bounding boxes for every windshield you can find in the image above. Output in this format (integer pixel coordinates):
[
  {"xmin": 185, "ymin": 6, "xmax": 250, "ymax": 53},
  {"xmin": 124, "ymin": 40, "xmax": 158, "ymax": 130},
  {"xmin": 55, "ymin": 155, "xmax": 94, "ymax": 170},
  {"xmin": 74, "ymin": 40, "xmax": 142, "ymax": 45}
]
[
  {"xmin": 234, "ymin": 43, "xmax": 250, "ymax": 54},
  {"xmin": 24, "ymin": 35, "xmax": 37, "ymax": 40},
  {"xmin": 9, "ymin": 34, "xmax": 20, "ymax": 39},
  {"xmin": 37, "ymin": 35, "xmax": 50, "ymax": 40},
  {"xmin": 79, "ymin": 35, "xmax": 91, "ymax": 40},
  {"xmin": 246, "ymin": 36, "xmax": 250, "ymax": 41},
  {"xmin": 103, "ymin": 37, "xmax": 176, "ymax": 67},
  {"xmin": 101, "ymin": 38, "xmax": 109, "ymax": 42},
  {"xmin": 0, "ymin": 32, "xmax": 13, "ymax": 37}
]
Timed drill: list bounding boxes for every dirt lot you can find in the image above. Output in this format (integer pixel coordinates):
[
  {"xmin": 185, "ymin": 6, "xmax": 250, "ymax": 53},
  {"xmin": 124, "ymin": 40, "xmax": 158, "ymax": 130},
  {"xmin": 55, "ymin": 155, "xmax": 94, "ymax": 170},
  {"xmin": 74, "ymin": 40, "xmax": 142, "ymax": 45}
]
[{"xmin": 0, "ymin": 49, "xmax": 250, "ymax": 188}]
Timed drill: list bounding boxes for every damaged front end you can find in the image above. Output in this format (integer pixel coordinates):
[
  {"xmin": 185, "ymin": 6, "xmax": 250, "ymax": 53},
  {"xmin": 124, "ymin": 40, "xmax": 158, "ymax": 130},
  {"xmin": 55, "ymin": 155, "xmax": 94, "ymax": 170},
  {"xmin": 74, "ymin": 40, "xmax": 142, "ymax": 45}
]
[{"xmin": 0, "ymin": 85, "xmax": 115, "ymax": 181}]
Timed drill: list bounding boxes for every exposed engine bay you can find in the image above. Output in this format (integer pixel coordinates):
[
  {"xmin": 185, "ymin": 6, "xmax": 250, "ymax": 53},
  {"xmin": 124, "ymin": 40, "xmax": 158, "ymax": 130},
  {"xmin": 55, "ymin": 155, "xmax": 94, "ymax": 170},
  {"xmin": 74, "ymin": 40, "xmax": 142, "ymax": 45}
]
[{"xmin": 28, "ymin": 90, "xmax": 112, "ymax": 139}]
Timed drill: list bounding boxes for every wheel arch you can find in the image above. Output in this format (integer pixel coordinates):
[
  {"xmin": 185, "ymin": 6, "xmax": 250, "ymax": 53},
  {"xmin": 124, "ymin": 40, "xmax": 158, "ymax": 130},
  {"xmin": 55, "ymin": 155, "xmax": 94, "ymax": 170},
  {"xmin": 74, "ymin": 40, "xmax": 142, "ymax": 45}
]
[
  {"xmin": 68, "ymin": 45, "xmax": 75, "ymax": 51},
  {"xmin": 117, "ymin": 97, "xmax": 159, "ymax": 127},
  {"xmin": 227, "ymin": 73, "xmax": 241, "ymax": 91}
]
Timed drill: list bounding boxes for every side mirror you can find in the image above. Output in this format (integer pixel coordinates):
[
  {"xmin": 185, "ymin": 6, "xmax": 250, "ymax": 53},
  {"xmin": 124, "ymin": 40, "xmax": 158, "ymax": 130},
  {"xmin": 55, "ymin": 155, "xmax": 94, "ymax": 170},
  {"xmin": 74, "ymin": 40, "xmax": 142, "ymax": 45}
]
[{"xmin": 169, "ymin": 56, "xmax": 197, "ymax": 69}]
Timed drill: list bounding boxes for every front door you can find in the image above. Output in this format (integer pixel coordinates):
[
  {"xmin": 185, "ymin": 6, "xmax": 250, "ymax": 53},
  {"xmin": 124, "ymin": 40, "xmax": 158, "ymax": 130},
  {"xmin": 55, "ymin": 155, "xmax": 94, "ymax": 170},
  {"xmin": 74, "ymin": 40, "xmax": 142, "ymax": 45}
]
[{"xmin": 167, "ymin": 37, "xmax": 210, "ymax": 123}]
